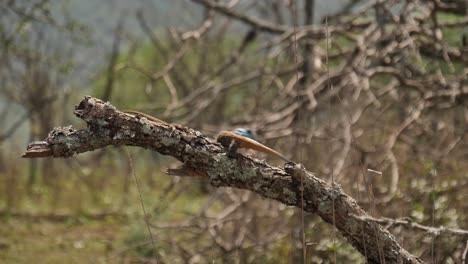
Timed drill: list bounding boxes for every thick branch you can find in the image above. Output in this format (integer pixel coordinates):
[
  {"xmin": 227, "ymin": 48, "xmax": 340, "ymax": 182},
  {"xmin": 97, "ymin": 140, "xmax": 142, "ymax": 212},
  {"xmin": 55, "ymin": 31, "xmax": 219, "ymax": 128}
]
[{"xmin": 22, "ymin": 96, "xmax": 422, "ymax": 264}]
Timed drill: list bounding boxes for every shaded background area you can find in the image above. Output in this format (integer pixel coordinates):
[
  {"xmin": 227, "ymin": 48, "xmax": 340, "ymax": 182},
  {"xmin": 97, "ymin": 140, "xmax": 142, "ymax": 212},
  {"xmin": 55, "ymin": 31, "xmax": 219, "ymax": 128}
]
[{"xmin": 1, "ymin": 0, "xmax": 467, "ymax": 263}]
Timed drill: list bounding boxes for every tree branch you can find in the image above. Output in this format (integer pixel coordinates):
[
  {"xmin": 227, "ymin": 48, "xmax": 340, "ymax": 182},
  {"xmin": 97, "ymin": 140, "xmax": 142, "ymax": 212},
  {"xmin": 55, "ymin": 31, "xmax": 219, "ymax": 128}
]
[
  {"xmin": 191, "ymin": 0, "xmax": 368, "ymax": 37},
  {"xmin": 22, "ymin": 96, "xmax": 422, "ymax": 264}
]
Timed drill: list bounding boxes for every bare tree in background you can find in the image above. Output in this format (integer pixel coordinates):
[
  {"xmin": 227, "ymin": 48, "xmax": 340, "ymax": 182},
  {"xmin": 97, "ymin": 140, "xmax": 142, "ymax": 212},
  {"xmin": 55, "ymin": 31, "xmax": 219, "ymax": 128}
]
[{"xmin": 0, "ymin": 0, "xmax": 86, "ymax": 194}]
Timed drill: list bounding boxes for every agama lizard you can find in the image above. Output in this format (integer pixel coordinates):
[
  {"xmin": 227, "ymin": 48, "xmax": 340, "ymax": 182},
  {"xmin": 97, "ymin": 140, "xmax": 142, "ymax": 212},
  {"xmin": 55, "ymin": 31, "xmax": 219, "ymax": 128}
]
[
  {"xmin": 217, "ymin": 128, "xmax": 290, "ymax": 162},
  {"xmin": 166, "ymin": 128, "xmax": 291, "ymax": 177},
  {"xmin": 122, "ymin": 110, "xmax": 290, "ymax": 162}
]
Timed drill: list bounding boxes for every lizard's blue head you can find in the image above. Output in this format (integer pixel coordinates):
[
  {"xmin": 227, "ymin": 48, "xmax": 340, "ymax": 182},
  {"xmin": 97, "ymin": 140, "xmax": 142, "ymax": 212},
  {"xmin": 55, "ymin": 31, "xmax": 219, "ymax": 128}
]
[{"xmin": 231, "ymin": 128, "xmax": 255, "ymax": 140}]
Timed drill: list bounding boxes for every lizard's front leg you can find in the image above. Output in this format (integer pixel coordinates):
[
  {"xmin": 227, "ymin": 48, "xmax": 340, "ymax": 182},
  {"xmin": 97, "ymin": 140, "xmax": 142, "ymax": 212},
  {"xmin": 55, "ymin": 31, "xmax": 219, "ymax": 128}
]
[{"xmin": 227, "ymin": 138, "xmax": 240, "ymax": 158}]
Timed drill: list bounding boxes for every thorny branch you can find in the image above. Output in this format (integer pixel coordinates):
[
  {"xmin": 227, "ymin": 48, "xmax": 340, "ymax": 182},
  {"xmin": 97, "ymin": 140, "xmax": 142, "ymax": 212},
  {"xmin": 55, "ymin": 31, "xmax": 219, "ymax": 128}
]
[{"xmin": 356, "ymin": 215, "xmax": 468, "ymax": 239}]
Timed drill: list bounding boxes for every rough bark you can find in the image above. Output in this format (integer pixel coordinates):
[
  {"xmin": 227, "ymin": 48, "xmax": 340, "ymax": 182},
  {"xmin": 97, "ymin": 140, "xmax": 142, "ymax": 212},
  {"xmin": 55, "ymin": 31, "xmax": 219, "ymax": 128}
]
[{"xmin": 23, "ymin": 96, "xmax": 422, "ymax": 264}]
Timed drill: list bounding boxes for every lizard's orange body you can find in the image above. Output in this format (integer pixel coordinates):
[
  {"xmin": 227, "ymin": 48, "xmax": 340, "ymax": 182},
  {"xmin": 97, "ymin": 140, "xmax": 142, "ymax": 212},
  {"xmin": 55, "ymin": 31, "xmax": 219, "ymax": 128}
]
[{"xmin": 217, "ymin": 130, "xmax": 290, "ymax": 162}]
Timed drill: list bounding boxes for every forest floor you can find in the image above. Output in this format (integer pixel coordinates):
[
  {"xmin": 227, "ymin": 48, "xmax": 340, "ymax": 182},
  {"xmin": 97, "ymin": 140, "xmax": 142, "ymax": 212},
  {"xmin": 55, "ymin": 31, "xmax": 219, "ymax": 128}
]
[{"xmin": 0, "ymin": 215, "xmax": 137, "ymax": 263}]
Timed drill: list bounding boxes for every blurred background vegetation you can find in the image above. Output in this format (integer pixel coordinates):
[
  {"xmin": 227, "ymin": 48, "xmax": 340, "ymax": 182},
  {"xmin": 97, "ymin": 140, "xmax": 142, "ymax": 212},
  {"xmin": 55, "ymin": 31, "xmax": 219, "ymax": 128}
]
[{"xmin": 0, "ymin": 0, "xmax": 467, "ymax": 263}]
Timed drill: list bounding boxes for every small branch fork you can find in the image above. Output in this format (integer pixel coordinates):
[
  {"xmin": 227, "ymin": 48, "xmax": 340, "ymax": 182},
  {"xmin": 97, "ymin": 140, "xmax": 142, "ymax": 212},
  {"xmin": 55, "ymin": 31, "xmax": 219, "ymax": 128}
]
[{"xmin": 22, "ymin": 96, "xmax": 422, "ymax": 264}]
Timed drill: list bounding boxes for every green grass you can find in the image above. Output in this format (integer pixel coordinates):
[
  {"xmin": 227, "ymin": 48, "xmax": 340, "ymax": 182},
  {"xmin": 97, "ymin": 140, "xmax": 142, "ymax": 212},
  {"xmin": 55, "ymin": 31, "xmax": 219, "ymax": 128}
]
[
  {"xmin": 0, "ymin": 148, "xmax": 208, "ymax": 263},
  {"xmin": 0, "ymin": 216, "xmax": 128, "ymax": 263}
]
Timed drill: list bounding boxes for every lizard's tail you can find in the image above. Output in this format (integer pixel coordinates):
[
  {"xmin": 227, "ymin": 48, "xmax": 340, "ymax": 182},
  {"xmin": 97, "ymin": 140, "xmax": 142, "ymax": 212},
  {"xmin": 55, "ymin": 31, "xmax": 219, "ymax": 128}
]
[
  {"xmin": 240, "ymin": 137, "xmax": 291, "ymax": 162},
  {"xmin": 265, "ymin": 148, "xmax": 290, "ymax": 162}
]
